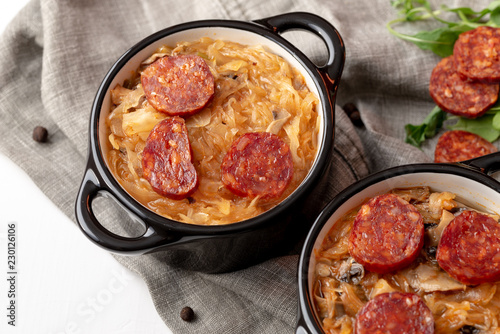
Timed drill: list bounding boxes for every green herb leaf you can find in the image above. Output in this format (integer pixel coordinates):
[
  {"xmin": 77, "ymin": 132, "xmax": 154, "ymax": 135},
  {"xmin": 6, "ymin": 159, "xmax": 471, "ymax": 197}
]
[
  {"xmin": 405, "ymin": 123, "xmax": 428, "ymax": 147},
  {"xmin": 492, "ymin": 112, "xmax": 500, "ymax": 130},
  {"xmin": 443, "ymin": 6, "xmax": 490, "ymax": 19},
  {"xmin": 404, "ymin": 106, "xmax": 447, "ymax": 147},
  {"xmin": 435, "ymin": 6, "xmax": 489, "ymax": 27},
  {"xmin": 410, "ymin": 27, "xmax": 464, "ymax": 57},
  {"xmin": 386, "ymin": 22, "xmax": 472, "ymax": 58},
  {"xmin": 448, "ymin": 115, "xmax": 500, "ymax": 142},
  {"xmin": 488, "ymin": 0, "xmax": 500, "ymax": 12},
  {"xmin": 423, "ymin": 106, "xmax": 446, "ymax": 135},
  {"xmin": 490, "ymin": 6, "xmax": 500, "ymax": 26}
]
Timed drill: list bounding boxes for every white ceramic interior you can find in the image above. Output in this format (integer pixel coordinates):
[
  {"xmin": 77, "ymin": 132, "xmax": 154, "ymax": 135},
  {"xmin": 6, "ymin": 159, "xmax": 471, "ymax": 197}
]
[
  {"xmin": 98, "ymin": 27, "xmax": 325, "ymax": 181},
  {"xmin": 306, "ymin": 171, "xmax": 500, "ymax": 312}
]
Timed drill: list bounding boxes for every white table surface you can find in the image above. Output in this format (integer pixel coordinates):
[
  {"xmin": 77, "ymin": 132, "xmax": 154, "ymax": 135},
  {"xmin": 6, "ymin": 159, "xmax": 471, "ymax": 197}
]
[{"xmin": 0, "ymin": 2, "xmax": 172, "ymax": 333}]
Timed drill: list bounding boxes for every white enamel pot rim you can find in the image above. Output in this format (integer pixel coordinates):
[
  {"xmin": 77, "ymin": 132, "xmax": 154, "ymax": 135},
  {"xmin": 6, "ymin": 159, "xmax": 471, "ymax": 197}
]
[{"xmin": 296, "ymin": 153, "xmax": 500, "ymax": 334}]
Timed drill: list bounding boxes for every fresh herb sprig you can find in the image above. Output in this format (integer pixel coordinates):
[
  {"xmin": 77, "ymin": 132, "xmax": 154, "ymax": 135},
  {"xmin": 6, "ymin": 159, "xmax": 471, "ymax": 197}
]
[
  {"xmin": 404, "ymin": 102, "xmax": 500, "ymax": 147},
  {"xmin": 388, "ymin": 1, "xmax": 500, "ymax": 147},
  {"xmin": 388, "ymin": 0, "xmax": 500, "ymax": 57},
  {"xmin": 404, "ymin": 106, "xmax": 446, "ymax": 147}
]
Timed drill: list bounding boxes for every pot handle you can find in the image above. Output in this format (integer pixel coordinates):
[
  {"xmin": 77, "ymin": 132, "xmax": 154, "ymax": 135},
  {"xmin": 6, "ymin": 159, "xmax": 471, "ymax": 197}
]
[
  {"xmin": 75, "ymin": 167, "xmax": 172, "ymax": 255},
  {"xmin": 459, "ymin": 151, "xmax": 500, "ymax": 176},
  {"xmin": 253, "ymin": 12, "xmax": 345, "ymax": 91}
]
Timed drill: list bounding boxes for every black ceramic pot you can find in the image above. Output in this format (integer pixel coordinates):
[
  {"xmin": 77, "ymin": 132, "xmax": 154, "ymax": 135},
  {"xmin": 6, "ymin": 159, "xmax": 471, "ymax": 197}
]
[
  {"xmin": 75, "ymin": 12, "xmax": 345, "ymax": 273},
  {"xmin": 296, "ymin": 153, "xmax": 500, "ymax": 333}
]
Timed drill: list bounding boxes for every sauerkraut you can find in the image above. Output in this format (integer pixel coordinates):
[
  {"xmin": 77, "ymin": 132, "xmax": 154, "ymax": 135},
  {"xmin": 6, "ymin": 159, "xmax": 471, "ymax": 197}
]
[
  {"xmin": 313, "ymin": 187, "xmax": 500, "ymax": 334},
  {"xmin": 105, "ymin": 38, "xmax": 320, "ymax": 225}
]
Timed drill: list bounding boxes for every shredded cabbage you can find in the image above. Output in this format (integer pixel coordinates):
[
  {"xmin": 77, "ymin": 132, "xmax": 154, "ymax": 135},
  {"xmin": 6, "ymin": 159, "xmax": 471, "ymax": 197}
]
[
  {"xmin": 105, "ymin": 38, "xmax": 319, "ymax": 225},
  {"xmin": 314, "ymin": 187, "xmax": 500, "ymax": 333}
]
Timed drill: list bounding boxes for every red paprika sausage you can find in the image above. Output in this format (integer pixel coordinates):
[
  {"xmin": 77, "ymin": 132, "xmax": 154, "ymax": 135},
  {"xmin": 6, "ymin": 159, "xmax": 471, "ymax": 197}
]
[
  {"xmin": 454, "ymin": 26, "xmax": 500, "ymax": 83},
  {"xmin": 221, "ymin": 132, "xmax": 293, "ymax": 200},
  {"xmin": 429, "ymin": 56, "xmax": 499, "ymax": 119},
  {"xmin": 141, "ymin": 54, "xmax": 215, "ymax": 117},
  {"xmin": 348, "ymin": 194, "xmax": 424, "ymax": 274},
  {"xmin": 437, "ymin": 210, "xmax": 500, "ymax": 285},
  {"xmin": 354, "ymin": 292, "xmax": 434, "ymax": 334},
  {"xmin": 142, "ymin": 117, "xmax": 198, "ymax": 200},
  {"xmin": 434, "ymin": 130, "xmax": 497, "ymax": 163}
]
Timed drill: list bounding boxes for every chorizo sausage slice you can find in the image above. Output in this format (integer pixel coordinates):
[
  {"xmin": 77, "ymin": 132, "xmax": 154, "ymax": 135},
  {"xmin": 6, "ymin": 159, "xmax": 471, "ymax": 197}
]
[
  {"xmin": 429, "ymin": 56, "xmax": 499, "ymax": 118},
  {"xmin": 437, "ymin": 210, "xmax": 500, "ymax": 285},
  {"xmin": 221, "ymin": 132, "xmax": 293, "ymax": 200},
  {"xmin": 434, "ymin": 130, "xmax": 497, "ymax": 163},
  {"xmin": 348, "ymin": 193, "xmax": 424, "ymax": 274},
  {"xmin": 141, "ymin": 117, "xmax": 198, "ymax": 200},
  {"xmin": 454, "ymin": 26, "xmax": 500, "ymax": 83},
  {"xmin": 354, "ymin": 292, "xmax": 434, "ymax": 334},
  {"xmin": 141, "ymin": 54, "xmax": 215, "ymax": 117}
]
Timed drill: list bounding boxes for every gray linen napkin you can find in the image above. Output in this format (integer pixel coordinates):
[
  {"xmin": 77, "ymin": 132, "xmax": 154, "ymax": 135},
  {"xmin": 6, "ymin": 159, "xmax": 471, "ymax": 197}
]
[{"xmin": 0, "ymin": 0, "xmax": 487, "ymax": 332}]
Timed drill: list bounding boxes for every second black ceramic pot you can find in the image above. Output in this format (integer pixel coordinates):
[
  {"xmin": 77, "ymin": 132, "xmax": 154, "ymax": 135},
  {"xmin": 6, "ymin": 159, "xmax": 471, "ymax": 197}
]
[
  {"xmin": 296, "ymin": 153, "xmax": 500, "ymax": 333},
  {"xmin": 75, "ymin": 12, "xmax": 345, "ymax": 273}
]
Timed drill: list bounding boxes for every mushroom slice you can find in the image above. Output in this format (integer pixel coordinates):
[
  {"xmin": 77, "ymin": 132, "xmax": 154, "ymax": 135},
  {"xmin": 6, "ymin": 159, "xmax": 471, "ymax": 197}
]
[
  {"xmin": 266, "ymin": 109, "xmax": 291, "ymax": 134},
  {"xmin": 404, "ymin": 263, "xmax": 466, "ymax": 293}
]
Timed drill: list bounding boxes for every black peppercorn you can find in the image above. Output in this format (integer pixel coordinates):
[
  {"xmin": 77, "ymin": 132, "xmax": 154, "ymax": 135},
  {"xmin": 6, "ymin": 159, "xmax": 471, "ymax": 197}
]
[
  {"xmin": 342, "ymin": 103, "xmax": 363, "ymax": 127},
  {"xmin": 180, "ymin": 306, "xmax": 195, "ymax": 322},
  {"xmin": 32, "ymin": 126, "xmax": 48, "ymax": 143}
]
